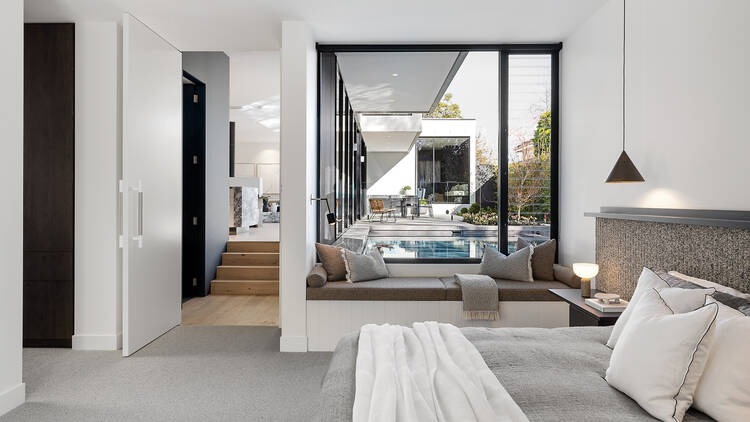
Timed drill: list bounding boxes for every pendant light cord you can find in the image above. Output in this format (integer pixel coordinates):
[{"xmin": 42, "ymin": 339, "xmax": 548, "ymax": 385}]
[{"xmin": 622, "ymin": 0, "xmax": 626, "ymax": 151}]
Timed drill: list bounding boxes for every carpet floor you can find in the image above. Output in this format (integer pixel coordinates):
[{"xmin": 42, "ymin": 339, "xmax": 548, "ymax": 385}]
[{"xmin": 1, "ymin": 326, "xmax": 332, "ymax": 421}]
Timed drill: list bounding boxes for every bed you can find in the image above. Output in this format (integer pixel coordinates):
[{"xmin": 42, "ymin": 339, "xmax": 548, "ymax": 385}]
[{"xmin": 316, "ymin": 325, "xmax": 714, "ymax": 422}]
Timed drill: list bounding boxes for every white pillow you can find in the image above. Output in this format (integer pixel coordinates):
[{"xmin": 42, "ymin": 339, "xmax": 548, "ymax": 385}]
[
  {"xmin": 692, "ymin": 297, "xmax": 750, "ymax": 421},
  {"xmin": 606, "ymin": 288, "xmax": 719, "ymax": 422},
  {"xmin": 668, "ymin": 270, "xmax": 750, "ymax": 300},
  {"xmin": 606, "ymin": 267, "xmax": 713, "ymax": 348}
]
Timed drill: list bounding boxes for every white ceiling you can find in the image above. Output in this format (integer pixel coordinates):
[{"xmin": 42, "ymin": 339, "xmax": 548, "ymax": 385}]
[
  {"xmin": 25, "ymin": 0, "xmax": 608, "ymax": 52},
  {"xmin": 337, "ymin": 52, "xmax": 461, "ymax": 113}
]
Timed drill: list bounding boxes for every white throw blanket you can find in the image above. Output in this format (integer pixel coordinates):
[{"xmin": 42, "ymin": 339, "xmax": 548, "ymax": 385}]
[{"xmin": 353, "ymin": 322, "xmax": 529, "ymax": 422}]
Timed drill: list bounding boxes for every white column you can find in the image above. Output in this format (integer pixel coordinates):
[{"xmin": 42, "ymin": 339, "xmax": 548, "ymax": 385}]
[
  {"xmin": 0, "ymin": 0, "xmax": 25, "ymax": 415},
  {"xmin": 73, "ymin": 22, "xmax": 123, "ymax": 350},
  {"xmin": 279, "ymin": 21, "xmax": 317, "ymax": 352}
]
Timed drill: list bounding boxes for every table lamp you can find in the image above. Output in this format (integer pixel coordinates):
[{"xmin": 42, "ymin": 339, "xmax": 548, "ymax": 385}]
[{"xmin": 573, "ymin": 263, "xmax": 599, "ymax": 298}]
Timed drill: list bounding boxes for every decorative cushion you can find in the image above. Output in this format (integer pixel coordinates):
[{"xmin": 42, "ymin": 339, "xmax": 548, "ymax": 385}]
[
  {"xmin": 315, "ymin": 243, "xmax": 347, "ymax": 281},
  {"xmin": 306, "ymin": 263, "xmax": 328, "ymax": 288},
  {"xmin": 658, "ymin": 270, "xmax": 750, "ymax": 316},
  {"xmin": 479, "ymin": 246, "xmax": 533, "ymax": 282},
  {"xmin": 552, "ymin": 264, "xmax": 581, "ymax": 288},
  {"xmin": 342, "ymin": 248, "xmax": 389, "ymax": 283},
  {"xmin": 517, "ymin": 238, "xmax": 556, "ymax": 281},
  {"xmin": 668, "ymin": 270, "xmax": 750, "ymax": 300},
  {"xmin": 607, "ymin": 267, "xmax": 713, "ymax": 349},
  {"xmin": 692, "ymin": 298, "xmax": 750, "ymax": 422},
  {"xmin": 605, "ymin": 288, "xmax": 719, "ymax": 422}
]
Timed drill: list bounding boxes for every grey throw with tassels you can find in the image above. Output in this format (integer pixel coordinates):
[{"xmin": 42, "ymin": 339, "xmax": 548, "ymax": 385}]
[{"xmin": 454, "ymin": 274, "xmax": 499, "ymax": 320}]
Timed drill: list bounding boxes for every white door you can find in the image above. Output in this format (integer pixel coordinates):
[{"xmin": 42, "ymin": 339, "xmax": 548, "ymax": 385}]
[{"xmin": 121, "ymin": 14, "xmax": 182, "ymax": 356}]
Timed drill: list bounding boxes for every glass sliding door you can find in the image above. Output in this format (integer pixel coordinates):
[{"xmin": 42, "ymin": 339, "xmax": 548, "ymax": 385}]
[{"xmin": 317, "ymin": 52, "xmax": 366, "ymax": 243}]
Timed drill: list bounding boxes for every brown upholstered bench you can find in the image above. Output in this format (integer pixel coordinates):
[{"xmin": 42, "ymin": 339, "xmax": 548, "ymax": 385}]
[
  {"xmin": 305, "ymin": 265, "xmax": 580, "ymax": 302},
  {"xmin": 440, "ymin": 278, "xmax": 571, "ymax": 301},
  {"xmin": 306, "ymin": 277, "xmax": 446, "ymax": 301}
]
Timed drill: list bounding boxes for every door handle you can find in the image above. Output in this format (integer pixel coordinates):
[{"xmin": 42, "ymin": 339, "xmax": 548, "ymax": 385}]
[
  {"xmin": 118, "ymin": 180, "xmax": 126, "ymax": 248},
  {"xmin": 131, "ymin": 180, "xmax": 143, "ymax": 248}
]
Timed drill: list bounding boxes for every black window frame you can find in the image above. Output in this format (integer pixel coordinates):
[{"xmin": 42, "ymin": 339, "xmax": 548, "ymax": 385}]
[{"xmin": 316, "ymin": 43, "xmax": 561, "ymax": 263}]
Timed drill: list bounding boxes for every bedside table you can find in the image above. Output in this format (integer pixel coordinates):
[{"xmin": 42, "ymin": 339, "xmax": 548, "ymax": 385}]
[{"xmin": 548, "ymin": 288, "xmax": 622, "ymax": 327}]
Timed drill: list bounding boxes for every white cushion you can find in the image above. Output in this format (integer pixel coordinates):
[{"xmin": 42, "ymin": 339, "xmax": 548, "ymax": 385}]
[
  {"xmin": 692, "ymin": 297, "xmax": 750, "ymax": 421},
  {"xmin": 606, "ymin": 288, "xmax": 719, "ymax": 422},
  {"xmin": 668, "ymin": 270, "xmax": 750, "ymax": 300},
  {"xmin": 606, "ymin": 267, "xmax": 713, "ymax": 348}
]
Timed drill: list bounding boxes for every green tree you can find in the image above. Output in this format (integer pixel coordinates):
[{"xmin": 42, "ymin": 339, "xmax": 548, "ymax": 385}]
[
  {"xmin": 424, "ymin": 93, "xmax": 463, "ymax": 118},
  {"xmin": 508, "ymin": 152, "xmax": 551, "ymax": 223},
  {"xmin": 532, "ymin": 110, "xmax": 551, "ymax": 158}
]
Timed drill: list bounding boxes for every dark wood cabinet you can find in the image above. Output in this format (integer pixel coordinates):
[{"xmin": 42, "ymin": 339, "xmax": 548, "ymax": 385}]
[
  {"xmin": 23, "ymin": 23, "xmax": 75, "ymax": 347},
  {"xmin": 549, "ymin": 288, "xmax": 621, "ymax": 327}
]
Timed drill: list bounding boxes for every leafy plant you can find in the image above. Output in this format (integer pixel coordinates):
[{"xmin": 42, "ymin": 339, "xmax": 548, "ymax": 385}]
[
  {"xmin": 424, "ymin": 93, "xmax": 463, "ymax": 119},
  {"xmin": 468, "ymin": 203, "xmax": 481, "ymax": 214},
  {"xmin": 460, "ymin": 207, "xmax": 469, "ymax": 215}
]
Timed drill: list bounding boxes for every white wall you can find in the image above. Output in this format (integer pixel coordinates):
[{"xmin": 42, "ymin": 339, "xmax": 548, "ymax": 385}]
[
  {"xmin": 73, "ymin": 22, "xmax": 123, "ymax": 351},
  {"xmin": 279, "ymin": 21, "xmax": 317, "ymax": 352},
  {"xmin": 182, "ymin": 52, "xmax": 231, "ymax": 294},
  {"xmin": 234, "ymin": 142, "xmax": 280, "ymax": 195},
  {"xmin": 0, "ymin": 0, "xmax": 25, "ymax": 414},
  {"xmin": 367, "ymin": 150, "xmax": 416, "ymax": 195},
  {"xmin": 560, "ymin": 0, "xmax": 750, "ymax": 267}
]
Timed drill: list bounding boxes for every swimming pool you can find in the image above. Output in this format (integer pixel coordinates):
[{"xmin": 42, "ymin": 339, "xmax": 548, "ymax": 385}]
[{"xmin": 366, "ymin": 238, "xmax": 498, "ymax": 259}]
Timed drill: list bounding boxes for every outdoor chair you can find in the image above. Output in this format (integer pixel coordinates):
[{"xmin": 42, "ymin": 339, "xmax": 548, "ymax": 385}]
[
  {"xmin": 417, "ymin": 189, "xmax": 433, "ymax": 217},
  {"xmin": 368, "ymin": 198, "xmax": 397, "ymax": 223}
]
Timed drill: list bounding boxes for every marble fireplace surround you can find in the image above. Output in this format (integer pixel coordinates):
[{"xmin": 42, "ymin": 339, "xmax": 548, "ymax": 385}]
[{"xmin": 585, "ymin": 207, "xmax": 750, "ymax": 300}]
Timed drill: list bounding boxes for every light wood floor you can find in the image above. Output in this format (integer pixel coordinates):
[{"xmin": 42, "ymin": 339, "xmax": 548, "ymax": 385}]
[{"xmin": 181, "ymin": 295, "xmax": 279, "ymax": 326}]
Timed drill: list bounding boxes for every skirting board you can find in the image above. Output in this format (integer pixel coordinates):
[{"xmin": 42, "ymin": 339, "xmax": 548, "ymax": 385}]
[
  {"xmin": 0, "ymin": 383, "xmax": 25, "ymax": 417},
  {"xmin": 307, "ymin": 300, "xmax": 569, "ymax": 351},
  {"xmin": 280, "ymin": 335, "xmax": 308, "ymax": 352},
  {"xmin": 72, "ymin": 332, "xmax": 122, "ymax": 350}
]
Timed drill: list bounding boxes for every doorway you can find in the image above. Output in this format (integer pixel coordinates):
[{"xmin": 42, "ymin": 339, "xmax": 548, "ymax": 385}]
[{"xmin": 182, "ymin": 71, "xmax": 207, "ymax": 301}]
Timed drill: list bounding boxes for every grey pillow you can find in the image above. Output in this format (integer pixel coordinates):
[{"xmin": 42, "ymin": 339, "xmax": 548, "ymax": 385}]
[
  {"xmin": 315, "ymin": 243, "xmax": 347, "ymax": 281},
  {"xmin": 656, "ymin": 270, "xmax": 750, "ymax": 316},
  {"xmin": 306, "ymin": 263, "xmax": 328, "ymax": 288},
  {"xmin": 343, "ymin": 248, "xmax": 389, "ymax": 283},
  {"xmin": 479, "ymin": 246, "xmax": 533, "ymax": 282},
  {"xmin": 517, "ymin": 238, "xmax": 556, "ymax": 281}
]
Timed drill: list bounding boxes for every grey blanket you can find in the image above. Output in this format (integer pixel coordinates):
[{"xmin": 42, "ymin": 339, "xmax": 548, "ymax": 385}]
[
  {"xmin": 454, "ymin": 273, "xmax": 499, "ymax": 320},
  {"xmin": 316, "ymin": 326, "xmax": 714, "ymax": 422}
]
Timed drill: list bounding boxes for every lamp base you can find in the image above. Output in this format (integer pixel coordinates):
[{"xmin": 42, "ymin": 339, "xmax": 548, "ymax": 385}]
[{"xmin": 581, "ymin": 278, "xmax": 591, "ymax": 298}]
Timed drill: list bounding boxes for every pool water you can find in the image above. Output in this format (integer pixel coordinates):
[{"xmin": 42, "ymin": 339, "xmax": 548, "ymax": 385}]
[{"xmin": 367, "ymin": 238, "xmax": 498, "ymax": 259}]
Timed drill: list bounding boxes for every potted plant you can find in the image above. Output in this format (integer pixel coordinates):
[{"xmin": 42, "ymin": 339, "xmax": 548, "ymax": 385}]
[{"xmin": 400, "ymin": 185, "xmax": 413, "ymax": 196}]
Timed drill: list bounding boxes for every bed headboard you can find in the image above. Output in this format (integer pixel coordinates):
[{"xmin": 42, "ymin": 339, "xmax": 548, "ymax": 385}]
[{"xmin": 585, "ymin": 207, "xmax": 750, "ymax": 300}]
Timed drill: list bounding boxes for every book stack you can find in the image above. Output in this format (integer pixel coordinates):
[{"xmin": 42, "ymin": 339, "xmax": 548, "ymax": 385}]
[{"xmin": 585, "ymin": 298, "xmax": 628, "ymax": 313}]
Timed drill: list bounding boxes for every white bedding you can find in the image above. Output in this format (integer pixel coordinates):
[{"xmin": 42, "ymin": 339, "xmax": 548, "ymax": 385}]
[{"xmin": 353, "ymin": 321, "xmax": 528, "ymax": 422}]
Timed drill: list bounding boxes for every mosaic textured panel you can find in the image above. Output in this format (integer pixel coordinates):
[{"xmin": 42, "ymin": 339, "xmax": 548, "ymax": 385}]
[{"xmin": 595, "ymin": 218, "xmax": 750, "ymax": 300}]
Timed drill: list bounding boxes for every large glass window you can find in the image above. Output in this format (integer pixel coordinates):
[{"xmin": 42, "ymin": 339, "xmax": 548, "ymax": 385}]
[
  {"xmin": 417, "ymin": 137, "xmax": 471, "ymax": 204},
  {"xmin": 506, "ymin": 54, "xmax": 553, "ymax": 252},
  {"xmin": 317, "ymin": 47, "xmax": 558, "ymax": 261}
]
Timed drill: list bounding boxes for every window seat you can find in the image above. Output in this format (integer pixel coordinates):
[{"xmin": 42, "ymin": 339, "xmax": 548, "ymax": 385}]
[{"xmin": 306, "ymin": 265, "xmax": 580, "ymax": 302}]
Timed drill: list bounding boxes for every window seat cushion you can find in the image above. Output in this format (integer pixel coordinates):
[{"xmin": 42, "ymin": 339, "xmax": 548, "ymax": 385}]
[
  {"xmin": 306, "ymin": 277, "xmax": 446, "ymax": 301},
  {"xmin": 441, "ymin": 277, "xmax": 571, "ymax": 302}
]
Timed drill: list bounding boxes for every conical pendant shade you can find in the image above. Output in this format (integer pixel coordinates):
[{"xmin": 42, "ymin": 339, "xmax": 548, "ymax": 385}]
[{"xmin": 605, "ymin": 150, "xmax": 644, "ymax": 183}]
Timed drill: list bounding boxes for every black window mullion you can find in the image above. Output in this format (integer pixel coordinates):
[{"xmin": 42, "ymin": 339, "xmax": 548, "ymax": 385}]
[
  {"xmin": 550, "ymin": 51, "xmax": 560, "ymax": 262},
  {"xmin": 499, "ymin": 51, "xmax": 509, "ymax": 255}
]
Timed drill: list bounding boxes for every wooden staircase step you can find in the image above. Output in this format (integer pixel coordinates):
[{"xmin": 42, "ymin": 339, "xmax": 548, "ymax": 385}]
[
  {"xmin": 216, "ymin": 265, "xmax": 279, "ymax": 280},
  {"xmin": 210, "ymin": 280, "xmax": 279, "ymax": 296},
  {"xmin": 226, "ymin": 241, "xmax": 279, "ymax": 253},
  {"xmin": 222, "ymin": 252, "xmax": 279, "ymax": 266}
]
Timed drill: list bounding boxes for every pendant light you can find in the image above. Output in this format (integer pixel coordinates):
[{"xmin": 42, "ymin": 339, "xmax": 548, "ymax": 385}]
[{"xmin": 606, "ymin": 0, "xmax": 645, "ymax": 183}]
